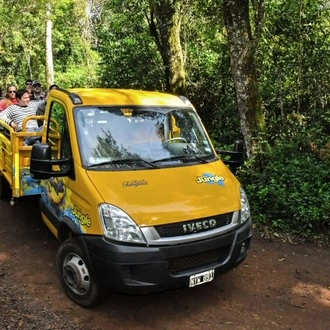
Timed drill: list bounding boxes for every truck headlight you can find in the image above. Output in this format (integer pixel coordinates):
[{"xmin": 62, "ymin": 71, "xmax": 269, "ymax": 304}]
[
  {"xmin": 99, "ymin": 204, "xmax": 146, "ymax": 244},
  {"xmin": 240, "ymin": 187, "xmax": 251, "ymax": 223}
]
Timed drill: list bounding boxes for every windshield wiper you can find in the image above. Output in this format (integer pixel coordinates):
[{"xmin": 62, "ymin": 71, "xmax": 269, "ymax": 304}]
[
  {"xmin": 152, "ymin": 154, "xmax": 210, "ymax": 164},
  {"xmin": 87, "ymin": 158, "xmax": 159, "ymax": 169}
]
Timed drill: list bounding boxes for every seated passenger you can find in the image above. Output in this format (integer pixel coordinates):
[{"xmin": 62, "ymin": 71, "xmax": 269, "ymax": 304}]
[
  {"xmin": 0, "ymin": 89, "xmax": 46, "ymax": 145},
  {"xmin": 0, "ymin": 85, "xmax": 19, "ymax": 111}
]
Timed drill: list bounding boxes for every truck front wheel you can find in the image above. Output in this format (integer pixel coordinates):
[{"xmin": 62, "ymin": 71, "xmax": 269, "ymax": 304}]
[{"xmin": 56, "ymin": 239, "xmax": 106, "ymax": 307}]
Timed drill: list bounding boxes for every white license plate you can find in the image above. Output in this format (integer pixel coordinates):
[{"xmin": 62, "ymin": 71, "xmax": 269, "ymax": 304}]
[{"xmin": 189, "ymin": 269, "xmax": 215, "ymax": 287}]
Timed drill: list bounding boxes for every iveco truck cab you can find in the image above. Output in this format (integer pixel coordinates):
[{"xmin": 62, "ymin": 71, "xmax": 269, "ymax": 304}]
[{"xmin": 1, "ymin": 88, "xmax": 252, "ymax": 307}]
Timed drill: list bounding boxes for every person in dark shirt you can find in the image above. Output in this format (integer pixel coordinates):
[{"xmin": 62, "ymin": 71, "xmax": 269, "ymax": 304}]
[
  {"xmin": 25, "ymin": 79, "xmax": 33, "ymax": 92},
  {"xmin": 32, "ymin": 80, "xmax": 46, "ymax": 101}
]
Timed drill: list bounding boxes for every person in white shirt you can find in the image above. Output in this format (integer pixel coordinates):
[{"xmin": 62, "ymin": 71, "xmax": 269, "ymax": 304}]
[{"xmin": 0, "ymin": 89, "xmax": 46, "ymax": 145}]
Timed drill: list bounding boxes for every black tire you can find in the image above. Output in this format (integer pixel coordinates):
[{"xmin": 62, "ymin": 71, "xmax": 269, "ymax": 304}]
[
  {"xmin": 56, "ymin": 238, "xmax": 106, "ymax": 307},
  {"xmin": 0, "ymin": 173, "xmax": 11, "ymax": 200}
]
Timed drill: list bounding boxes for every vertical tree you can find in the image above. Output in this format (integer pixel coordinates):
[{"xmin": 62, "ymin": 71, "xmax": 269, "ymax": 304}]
[
  {"xmin": 96, "ymin": 1, "xmax": 164, "ymax": 90},
  {"xmin": 46, "ymin": 2, "xmax": 54, "ymax": 87},
  {"xmin": 73, "ymin": 0, "xmax": 100, "ymax": 86},
  {"xmin": 147, "ymin": 0, "xmax": 188, "ymax": 94},
  {"xmin": 223, "ymin": 0, "xmax": 265, "ymax": 158}
]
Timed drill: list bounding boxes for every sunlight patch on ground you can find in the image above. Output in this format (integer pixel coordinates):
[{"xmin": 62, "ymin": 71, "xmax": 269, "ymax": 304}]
[
  {"xmin": 0, "ymin": 251, "xmax": 8, "ymax": 262},
  {"xmin": 292, "ymin": 282, "xmax": 330, "ymax": 307}
]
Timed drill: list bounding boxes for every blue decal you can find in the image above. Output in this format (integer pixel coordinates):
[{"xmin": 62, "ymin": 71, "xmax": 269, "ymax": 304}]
[
  {"xmin": 196, "ymin": 173, "xmax": 225, "ymax": 186},
  {"xmin": 21, "ymin": 168, "xmax": 42, "ymax": 196}
]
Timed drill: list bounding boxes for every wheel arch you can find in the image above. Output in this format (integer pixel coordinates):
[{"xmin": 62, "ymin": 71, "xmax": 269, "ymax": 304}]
[
  {"xmin": 57, "ymin": 216, "xmax": 81, "ymax": 243},
  {"xmin": 57, "ymin": 217, "xmax": 97, "ymax": 281}
]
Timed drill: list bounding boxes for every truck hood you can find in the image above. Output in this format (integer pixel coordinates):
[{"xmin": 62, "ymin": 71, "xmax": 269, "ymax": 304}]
[{"xmin": 86, "ymin": 161, "xmax": 241, "ymax": 227}]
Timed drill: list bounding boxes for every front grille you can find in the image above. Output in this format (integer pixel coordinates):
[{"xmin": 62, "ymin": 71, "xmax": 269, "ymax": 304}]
[
  {"xmin": 155, "ymin": 212, "xmax": 233, "ymax": 238},
  {"xmin": 165, "ymin": 246, "xmax": 230, "ymax": 273}
]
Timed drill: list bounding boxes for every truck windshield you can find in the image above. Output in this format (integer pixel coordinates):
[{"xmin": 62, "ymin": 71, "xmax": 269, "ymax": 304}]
[{"xmin": 74, "ymin": 106, "xmax": 217, "ymax": 169}]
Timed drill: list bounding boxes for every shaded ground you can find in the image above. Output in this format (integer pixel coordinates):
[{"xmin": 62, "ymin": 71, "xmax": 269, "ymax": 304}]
[{"xmin": 0, "ymin": 196, "xmax": 330, "ymax": 330}]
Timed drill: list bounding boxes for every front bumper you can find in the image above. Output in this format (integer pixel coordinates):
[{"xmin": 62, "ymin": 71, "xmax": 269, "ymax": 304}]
[{"xmin": 82, "ymin": 217, "xmax": 252, "ymax": 294}]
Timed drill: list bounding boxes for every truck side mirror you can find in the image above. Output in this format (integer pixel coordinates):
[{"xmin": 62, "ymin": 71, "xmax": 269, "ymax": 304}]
[
  {"xmin": 30, "ymin": 143, "xmax": 52, "ymax": 179},
  {"xmin": 217, "ymin": 140, "xmax": 245, "ymax": 174},
  {"xmin": 30, "ymin": 143, "xmax": 73, "ymax": 179}
]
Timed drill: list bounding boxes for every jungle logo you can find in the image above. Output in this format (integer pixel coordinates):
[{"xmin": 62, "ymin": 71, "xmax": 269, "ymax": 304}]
[
  {"xmin": 196, "ymin": 173, "xmax": 225, "ymax": 186},
  {"xmin": 72, "ymin": 205, "xmax": 91, "ymax": 227},
  {"xmin": 122, "ymin": 180, "xmax": 148, "ymax": 188}
]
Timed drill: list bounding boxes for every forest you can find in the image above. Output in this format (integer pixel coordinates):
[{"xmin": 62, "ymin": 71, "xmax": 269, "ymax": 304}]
[{"xmin": 0, "ymin": 0, "xmax": 330, "ymax": 242}]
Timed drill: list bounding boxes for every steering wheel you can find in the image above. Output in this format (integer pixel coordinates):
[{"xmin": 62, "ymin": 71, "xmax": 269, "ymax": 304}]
[{"xmin": 163, "ymin": 137, "xmax": 187, "ymax": 145}]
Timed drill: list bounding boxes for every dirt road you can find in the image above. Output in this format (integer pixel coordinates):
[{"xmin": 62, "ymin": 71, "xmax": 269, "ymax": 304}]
[{"xmin": 0, "ymin": 195, "xmax": 330, "ymax": 330}]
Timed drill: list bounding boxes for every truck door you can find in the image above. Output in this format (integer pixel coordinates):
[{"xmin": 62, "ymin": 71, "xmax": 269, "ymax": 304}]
[{"xmin": 42, "ymin": 101, "xmax": 72, "ymax": 219}]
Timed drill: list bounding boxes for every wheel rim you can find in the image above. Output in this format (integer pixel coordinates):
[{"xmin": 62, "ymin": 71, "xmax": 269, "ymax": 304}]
[{"xmin": 62, "ymin": 253, "xmax": 90, "ymax": 295}]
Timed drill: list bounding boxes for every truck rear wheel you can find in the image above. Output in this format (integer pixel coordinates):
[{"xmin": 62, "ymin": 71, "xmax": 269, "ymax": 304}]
[
  {"xmin": 0, "ymin": 174, "xmax": 11, "ymax": 199},
  {"xmin": 56, "ymin": 239, "xmax": 106, "ymax": 307}
]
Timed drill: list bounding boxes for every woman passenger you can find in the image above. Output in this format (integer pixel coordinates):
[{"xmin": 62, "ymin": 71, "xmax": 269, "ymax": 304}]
[{"xmin": 0, "ymin": 84, "xmax": 18, "ymax": 111}]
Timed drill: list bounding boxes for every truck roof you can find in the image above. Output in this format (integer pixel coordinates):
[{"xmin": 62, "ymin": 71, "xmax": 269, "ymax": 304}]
[{"xmin": 51, "ymin": 88, "xmax": 192, "ymax": 107}]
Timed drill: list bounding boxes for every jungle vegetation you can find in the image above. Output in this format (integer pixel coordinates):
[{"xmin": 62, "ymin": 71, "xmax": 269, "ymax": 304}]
[{"xmin": 1, "ymin": 0, "xmax": 330, "ymax": 242}]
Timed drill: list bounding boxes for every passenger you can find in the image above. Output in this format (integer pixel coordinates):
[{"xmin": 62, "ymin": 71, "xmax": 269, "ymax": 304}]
[
  {"xmin": 32, "ymin": 80, "xmax": 45, "ymax": 100},
  {"xmin": 28, "ymin": 89, "xmax": 35, "ymax": 101},
  {"xmin": 0, "ymin": 89, "xmax": 46, "ymax": 145},
  {"xmin": 36, "ymin": 84, "xmax": 59, "ymax": 127},
  {"xmin": 25, "ymin": 79, "xmax": 33, "ymax": 93},
  {"xmin": 0, "ymin": 84, "xmax": 19, "ymax": 111},
  {"xmin": 49, "ymin": 84, "xmax": 59, "ymax": 91}
]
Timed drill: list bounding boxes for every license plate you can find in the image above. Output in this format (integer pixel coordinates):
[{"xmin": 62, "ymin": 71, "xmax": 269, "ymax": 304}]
[{"xmin": 189, "ymin": 269, "xmax": 215, "ymax": 287}]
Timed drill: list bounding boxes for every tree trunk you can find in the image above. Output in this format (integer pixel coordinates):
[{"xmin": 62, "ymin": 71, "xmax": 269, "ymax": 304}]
[
  {"xmin": 148, "ymin": 0, "xmax": 186, "ymax": 94},
  {"xmin": 45, "ymin": 3, "xmax": 54, "ymax": 87},
  {"xmin": 223, "ymin": 0, "xmax": 265, "ymax": 158}
]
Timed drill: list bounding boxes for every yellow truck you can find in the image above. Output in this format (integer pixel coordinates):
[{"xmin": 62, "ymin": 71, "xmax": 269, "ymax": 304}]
[{"xmin": 0, "ymin": 88, "xmax": 252, "ymax": 307}]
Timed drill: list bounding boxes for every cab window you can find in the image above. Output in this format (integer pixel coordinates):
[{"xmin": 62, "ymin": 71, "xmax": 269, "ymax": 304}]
[{"xmin": 48, "ymin": 102, "xmax": 72, "ymax": 161}]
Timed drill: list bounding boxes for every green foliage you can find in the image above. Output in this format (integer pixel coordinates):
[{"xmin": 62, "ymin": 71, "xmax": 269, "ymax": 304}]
[
  {"xmin": 0, "ymin": 0, "xmax": 99, "ymax": 88},
  {"xmin": 180, "ymin": 1, "xmax": 241, "ymax": 144},
  {"xmin": 96, "ymin": 1, "xmax": 164, "ymax": 89},
  {"xmin": 2, "ymin": 0, "xmax": 330, "ymax": 240},
  {"xmin": 245, "ymin": 0, "xmax": 330, "ymax": 239},
  {"xmin": 94, "ymin": 1, "xmax": 242, "ymax": 143},
  {"xmin": 0, "ymin": 0, "xmax": 46, "ymax": 85},
  {"xmin": 258, "ymin": 0, "xmax": 330, "ymax": 123},
  {"xmin": 51, "ymin": 0, "xmax": 100, "ymax": 87},
  {"xmin": 239, "ymin": 124, "xmax": 330, "ymax": 238}
]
